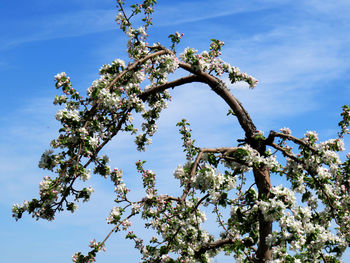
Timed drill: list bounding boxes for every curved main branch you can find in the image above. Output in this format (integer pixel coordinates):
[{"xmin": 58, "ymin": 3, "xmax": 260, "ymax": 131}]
[
  {"xmin": 137, "ymin": 53, "xmax": 271, "ymax": 261},
  {"xmin": 178, "ymin": 62, "xmax": 257, "ymax": 138},
  {"xmin": 140, "ymin": 74, "xmax": 202, "ymax": 100}
]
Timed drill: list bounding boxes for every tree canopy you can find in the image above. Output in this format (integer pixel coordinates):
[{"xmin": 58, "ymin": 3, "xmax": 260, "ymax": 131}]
[{"xmin": 13, "ymin": 1, "xmax": 350, "ymax": 262}]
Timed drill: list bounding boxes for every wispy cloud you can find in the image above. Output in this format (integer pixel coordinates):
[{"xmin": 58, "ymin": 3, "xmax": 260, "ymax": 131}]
[
  {"xmin": 1, "ymin": 9, "xmax": 116, "ymax": 50},
  {"xmin": 0, "ymin": 0, "xmax": 282, "ymax": 50},
  {"xmin": 215, "ymin": 3, "xmax": 350, "ymax": 129},
  {"xmin": 303, "ymin": 0, "xmax": 350, "ymax": 17},
  {"xmin": 154, "ymin": 0, "xmax": 279, "ymax": 27},
  {"xmin": 0, "ymin": 96, "xmax": 59, "ymax": 205}
]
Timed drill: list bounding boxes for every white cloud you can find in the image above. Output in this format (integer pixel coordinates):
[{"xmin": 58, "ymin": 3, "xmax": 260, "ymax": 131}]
[{"xmin": 0, "ymin": 0, "xmax": 289, "ymax": 51}]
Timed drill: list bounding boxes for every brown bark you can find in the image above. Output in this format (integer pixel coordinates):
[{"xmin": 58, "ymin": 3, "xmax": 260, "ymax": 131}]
[{"xmin": 254, "ymin": 167, "xmax": 272, "ymax": 262}]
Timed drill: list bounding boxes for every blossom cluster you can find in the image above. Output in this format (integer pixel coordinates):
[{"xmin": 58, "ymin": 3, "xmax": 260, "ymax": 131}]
[
  {"xmin": 179, "ymin": 44, "xmax": 258, "ymax": 88},
  {"xmin": 259, "ymin": 186, "xmax": 296, "ymax": 221}
]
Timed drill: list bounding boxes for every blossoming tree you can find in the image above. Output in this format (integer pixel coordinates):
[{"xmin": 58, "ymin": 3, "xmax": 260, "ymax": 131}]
[{"xmin": 13, "ymin": 1, "xmax": 350, "ymax": 262}]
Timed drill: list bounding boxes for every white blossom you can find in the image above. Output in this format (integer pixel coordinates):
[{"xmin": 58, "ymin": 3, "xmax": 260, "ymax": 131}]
[
  {"xmin": 89, "ymin": 136, "xmax": 99, "ymax": 148},
  {"xmin": 80, "ymin": 169, "xmax": 91, "ymax": 182}
]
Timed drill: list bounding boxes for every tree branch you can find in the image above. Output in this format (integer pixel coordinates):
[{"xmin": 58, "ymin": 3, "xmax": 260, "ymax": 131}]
[
  {"xmin": 195, "ymin": 237, "xmax": 234, "ymax": 255},
  {"xmin": 180, "ymin": 150, "xmax": 203, "ymax": 202},
  {"xmin": 108, "ymin": 49, "xmax": 170, "ymax": 92},
  {"xmin": 139, "ymin": 74, "xmax": 202, "ymax": 100},
  {"xmin": 266, "ymin": 131, "xmax": 316, "ymax": 150},
  {"xmin": 194, "ymin": 237, "xmax": 255, "ymax": 262}
]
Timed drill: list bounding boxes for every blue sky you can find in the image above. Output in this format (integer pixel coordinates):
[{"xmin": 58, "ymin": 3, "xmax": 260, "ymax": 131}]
[{"xmin": 1, "ymin": 0, "xmax": 350, "ymax": 262}]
